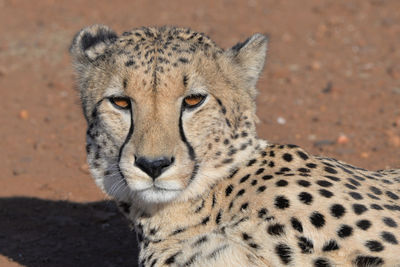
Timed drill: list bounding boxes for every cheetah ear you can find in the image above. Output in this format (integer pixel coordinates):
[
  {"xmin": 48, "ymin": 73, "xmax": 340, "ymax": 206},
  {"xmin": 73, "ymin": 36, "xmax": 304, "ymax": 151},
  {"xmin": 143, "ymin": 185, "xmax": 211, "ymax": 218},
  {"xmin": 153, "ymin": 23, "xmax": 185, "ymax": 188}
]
[
  {"xmin": 70, "ymin": 24, "xmax": 118, "ymax": 63},
  {"xmin": 225, "ymin": 34, "xmax": 268, "ymax": 96}
]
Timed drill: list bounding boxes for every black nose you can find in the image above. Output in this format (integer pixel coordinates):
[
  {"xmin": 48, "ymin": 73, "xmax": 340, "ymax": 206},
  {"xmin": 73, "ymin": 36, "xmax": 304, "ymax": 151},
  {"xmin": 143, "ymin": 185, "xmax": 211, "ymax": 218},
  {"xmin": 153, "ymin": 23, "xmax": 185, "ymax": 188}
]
[{"xmin": 134, "ymin": 156, "xmax": 174, "ymax": 180}]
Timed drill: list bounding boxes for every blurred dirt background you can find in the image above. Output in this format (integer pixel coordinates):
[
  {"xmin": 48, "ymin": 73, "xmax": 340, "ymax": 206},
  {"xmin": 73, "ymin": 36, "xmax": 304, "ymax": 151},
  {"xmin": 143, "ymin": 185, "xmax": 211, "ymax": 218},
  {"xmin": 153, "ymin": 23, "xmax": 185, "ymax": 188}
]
[{"xmin": 0, "ymin": 0, "xmax": 400, "ymax": 266}]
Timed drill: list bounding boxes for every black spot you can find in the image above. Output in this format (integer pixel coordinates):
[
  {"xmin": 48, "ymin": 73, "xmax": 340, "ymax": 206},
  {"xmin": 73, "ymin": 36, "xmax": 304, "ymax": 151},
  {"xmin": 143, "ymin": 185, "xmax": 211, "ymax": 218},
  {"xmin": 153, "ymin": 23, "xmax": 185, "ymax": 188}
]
[
  {"xmin": 257, "ymin": 185, "xmax": 267, "ymax": 193},
  {"xmin": 178, "ymin": 57, "xmax": 189, "ymax": 63},
  {"xmin": 275, "ymin": 196, "xmax": 290, "ymax": 209},
  {"xmin": 324, "ymin": 175, "xmax": 340, "ymax": 182},
  {"xmin": 267, "ymin": 223, "xmax": 285, "ymax": 236},
  {"xmin": 330, "ymin": 204, "xmax": 346, "ymax": 218},
  {"xmin": 201, "ymin": 216, "xmax": 210, "ymax": 225},
  {"xmin": 316, "ymin": 180, "xmax": 333, "ymax": 187},
  {"xmin": 365, "ymin": 240, "xmax": 384, "ymax": 252},
  {"xmin": 287, "ymin": 144, "xmax": 298, "ymax": 148},
  {"xmin": 297, "ymin": 180, "xmax": 311, "ymax": 187},
  {"xmin": 249, "ymin": 243, "xmax": 259, "ymax": 249},
  {"xmin": 192, "ymin": 236, "xmax": 208, "ymax": 247},
  {"xmin": 194, "ymin": 200, "xmax": 205, "ymax": 213},
  {"xmin": 149, "ymin": 228, "xmax": 157, "ymax": 235},
  {"xmin": 125, "ymin": 60, "xmax": 135, "ymax": 66},
  {"xmin": 370, "ymin": 204, "xmax": 383, "ymax": 210},
  {"xmin": 225, "ymin": 184, "xmax": 234, "ymax": 196},
  {"xmin": 283, "ymin": 153, "xmax": 293, "ymax": 162},
  {"xmin": 344, "ymin": 183, "xmax": 357, "ymax": 190},
  {"xmin": 297, "ymin": 151, "xmax": 309, "ymax": 160},
  {"xmin": 324, "ymin": 166, "xmax": 337, "ymax": 174},
  {"xmin": 240, "ymin": 202, "xmax": 249, "ymax": 210},
  {"xmin": 240, "ymin": 174, "xmax": 250, "ymax": 183},
  {"xmin": 310, "ymin": 212, "xmax": 325, "ymax": 228},
  {"xmin": 290, "ymin": 217, "xmax": 303, "ymax": 233},
  {"xmin": 298, "ymin": 168, "xmax": 311, "ymax": 173},
  {"xmin": 215, "ymin": 210, "xmax": 222, "ymax": 224},
  {"xmin": 222, "ymin": 158, "xmax": 233, "ymax": 164},
  {"xmin": 299, "ymin": 192, "xmax": 313, "ymax": 205},
  {"xmin": 367, "ymin": 193, "xmax": 380, "ymax": 200},
  {"xmin": 370, "ymin": 186, "xmax": 382, "ymax": 195},
  {"xmin": 347, "ymin": 178, "xmax": 361, "ymax": 187},
  {"xmin": 337, "ymin": 224, "xmax": 353, "ymax": 238},
  {"xmin": 275, "ymin": 243, "xmax": 292, "ymax": 264},
  {"xmin": 276, "ymin": 180, "xmax": 289, "ymax": 187},
  {"xmin": 242, "ymin": 232, "xmax": 251, "ymax": 240},
  {"xmin": 251, "ymin": 180, "xmax": 258, "ymax": 186},
  {"xmin": 262, "ymin": 175, "xmax": 274, "ymax": 180},
  {"xmin": 353, "ymin": 204, "xmax": 368, "ymax": 215},
  {"xmin": 164, "ymin": 252, "xmax": 180, "ymax": 264},
  {"xmin": 352, "ymin": 174, "xmax": 364, "ymax": 180},
  {"xmin": 356, "ymin": 219, "xmax": 371, "ymax": 230},
  {"xmin": 247, "ymin": 159, "xmax": 257, "ymax": 166},
  {"xmin": 255, "ymin": 168, "xmax": 265, "ymax": 175},
  {"xmin": 314, "ymin": 258, "xmax": 331, "ymax": 267},
  {"xmin": 171, "ymin": 228, "xmax": 186, "ymax": 236},
  {"xmin": 268, "ymin": 161, "xmax": 275, "ymax": 168},
  {"xmin": 322, "ymin": 240, "xmax": 339, "ymax": 251},
  {"xmin": 258, "ymin": 208, "xmax": 268, "ymax": 219},
  {"xmin": 354, "ymin": 256, "xmax": 384, "ymax": 267},
  {"xmin": 123, "ymin": 78, "xmax": 128, "ymax": 88},
  {"xmin": 279, "ymin": 167, "xmax": 291, "ymax": 173},
  {"xmin": 386, "ymin": 191, "xmax": 399, "ymax": 200},
  {"xmin": 319, "ymin": 189, "xmax": 334, "ymax": 198},
  {"xmin": 228, "ymin": 168, "xmax": 239, "ymax": 179},
  {"xmin": 306, "ymin": 163, "xmax": 317, "ymax": 168},
  {"xmin": 383, "ymin": 204, "xmax": 400, "ymax": 211},
  {"xmin": 236, "ymin": 189, "xmax": 246, "ymax": 197},
  {"xmin": 183, "ymin": 75, "xmax": 188, "ymax": 87},
  {"xmin": 349, "ymin": 192, "xmax": 363, "ymax": 200},
  {"xmin": 381, "ymin": 231, "xmax": 398, "ymax": 244},
  {"xmin": 297, "ymin": 236, "xmax": 314, "ymax": 254},
  {"xmin": 383, "ymin": 217, "xmax": 397, "ymax": 228}
]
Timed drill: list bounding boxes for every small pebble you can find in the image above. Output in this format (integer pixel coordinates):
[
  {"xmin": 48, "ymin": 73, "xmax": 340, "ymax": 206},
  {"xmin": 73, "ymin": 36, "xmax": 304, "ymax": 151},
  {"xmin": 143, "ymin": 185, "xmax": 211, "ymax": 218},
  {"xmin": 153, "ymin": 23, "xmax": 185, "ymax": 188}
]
[
  {"xmin": 361, "ymin": 152, "xmax": 369, "ymax": 158},
  {"xmin": 311, "ymin": 61, "xmax": 321, "ymax": 70},
  {"xmin": 277, "ymin": 117, "xmax": 286, "ymax": 125},
  {"xmin": 337, "ymin": 134, "xmax": 349, "ymax": 144},
  {"xmin": 80, "ymin": 163, "xmax": 90, "ymax": 174},
  {"xmin": 19, "ymin": 110, "xmax": 29, "ymax": 120}
]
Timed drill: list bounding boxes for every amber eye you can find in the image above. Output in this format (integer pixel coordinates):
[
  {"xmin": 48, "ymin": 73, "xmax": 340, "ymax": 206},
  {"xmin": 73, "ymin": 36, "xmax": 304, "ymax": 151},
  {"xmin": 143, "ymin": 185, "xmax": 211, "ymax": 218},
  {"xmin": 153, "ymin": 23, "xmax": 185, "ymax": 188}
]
[
  {"xmin": 110, "ymin": 97, "xmax": 130, "ymax": 109},
  {"xmin": 183, "ymin": 94, "xmax": 206, "ymax": 109}
]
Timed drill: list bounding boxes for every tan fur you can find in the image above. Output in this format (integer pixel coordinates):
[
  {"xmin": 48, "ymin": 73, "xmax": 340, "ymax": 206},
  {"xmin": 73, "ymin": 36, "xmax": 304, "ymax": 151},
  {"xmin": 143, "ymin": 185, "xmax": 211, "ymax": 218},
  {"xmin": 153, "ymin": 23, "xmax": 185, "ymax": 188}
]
[{"xmin": 71, "ymin": 25, "xmax": 400, "ymax": 266}]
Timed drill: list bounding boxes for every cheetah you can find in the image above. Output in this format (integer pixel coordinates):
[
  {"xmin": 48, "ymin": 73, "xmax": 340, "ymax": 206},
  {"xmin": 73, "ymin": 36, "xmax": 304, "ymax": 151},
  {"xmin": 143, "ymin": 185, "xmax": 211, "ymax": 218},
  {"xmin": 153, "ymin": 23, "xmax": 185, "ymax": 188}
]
[{"xmin": 70, "ymin": 25, "xmax": 400, "ymax": 266}]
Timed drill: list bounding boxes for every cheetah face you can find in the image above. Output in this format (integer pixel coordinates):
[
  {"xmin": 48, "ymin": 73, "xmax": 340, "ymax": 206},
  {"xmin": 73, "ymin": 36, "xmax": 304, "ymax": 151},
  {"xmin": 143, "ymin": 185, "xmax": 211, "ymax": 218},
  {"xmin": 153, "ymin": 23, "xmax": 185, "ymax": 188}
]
[{"xmin": 70, "ymin": 25, "xmax": 267, "ymax": 204}]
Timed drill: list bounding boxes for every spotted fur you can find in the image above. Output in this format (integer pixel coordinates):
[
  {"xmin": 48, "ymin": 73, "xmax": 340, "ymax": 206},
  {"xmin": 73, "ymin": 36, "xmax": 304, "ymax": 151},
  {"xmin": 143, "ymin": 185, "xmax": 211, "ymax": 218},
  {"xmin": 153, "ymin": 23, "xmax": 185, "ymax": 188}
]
[{"xmin": 71, "ymin": 25, "xmax": 400, "ymax": 266}]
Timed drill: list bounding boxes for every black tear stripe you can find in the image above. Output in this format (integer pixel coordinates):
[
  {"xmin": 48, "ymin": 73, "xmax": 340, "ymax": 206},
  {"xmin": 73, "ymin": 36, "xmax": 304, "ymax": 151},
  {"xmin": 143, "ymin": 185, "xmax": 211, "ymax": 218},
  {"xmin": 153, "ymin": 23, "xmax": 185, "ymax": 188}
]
[
  {"xmin": 117, "ymin": 104, "xmax": 135, "ymax": 185},
  {"xmin": 179, "ymin": 107, "xmax": 199, "ymax": 183}
]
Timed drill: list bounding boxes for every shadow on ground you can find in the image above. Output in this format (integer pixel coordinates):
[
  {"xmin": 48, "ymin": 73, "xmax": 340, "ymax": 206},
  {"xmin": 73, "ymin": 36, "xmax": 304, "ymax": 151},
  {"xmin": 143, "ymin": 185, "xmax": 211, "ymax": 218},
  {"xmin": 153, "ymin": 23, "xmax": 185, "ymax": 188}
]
[{"xmin": 0, "ymin": 197, "xmax": 139, "ymax": 267}]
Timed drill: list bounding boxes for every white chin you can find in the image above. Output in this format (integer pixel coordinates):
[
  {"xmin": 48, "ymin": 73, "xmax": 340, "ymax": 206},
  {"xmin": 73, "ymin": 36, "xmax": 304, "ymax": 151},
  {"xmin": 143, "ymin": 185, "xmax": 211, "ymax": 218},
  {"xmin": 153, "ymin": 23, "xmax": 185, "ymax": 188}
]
[{"xmin": 137, "ymin": 188, "xmax": 181, "ymax": 203}]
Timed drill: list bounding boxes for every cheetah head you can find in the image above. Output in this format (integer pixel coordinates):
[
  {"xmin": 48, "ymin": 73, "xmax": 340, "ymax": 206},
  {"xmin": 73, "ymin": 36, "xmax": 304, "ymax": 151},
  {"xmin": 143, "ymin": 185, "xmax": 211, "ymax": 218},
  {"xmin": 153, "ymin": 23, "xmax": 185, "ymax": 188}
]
[{"xmin": 70, "ymin": 25, "xmax": 268, "ymax": 205}]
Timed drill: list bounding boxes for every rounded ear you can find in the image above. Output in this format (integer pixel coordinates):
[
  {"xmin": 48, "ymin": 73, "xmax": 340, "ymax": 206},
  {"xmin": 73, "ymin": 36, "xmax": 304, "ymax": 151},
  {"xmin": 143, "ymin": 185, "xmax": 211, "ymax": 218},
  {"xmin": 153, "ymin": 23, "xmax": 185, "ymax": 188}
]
[
  {"xmin": 70, "ymin": 24, "xmax": 118, "ymax": 63},
  {"xmin": 225, "ymin": 34, "xmax": 268, "ymax": 97}
]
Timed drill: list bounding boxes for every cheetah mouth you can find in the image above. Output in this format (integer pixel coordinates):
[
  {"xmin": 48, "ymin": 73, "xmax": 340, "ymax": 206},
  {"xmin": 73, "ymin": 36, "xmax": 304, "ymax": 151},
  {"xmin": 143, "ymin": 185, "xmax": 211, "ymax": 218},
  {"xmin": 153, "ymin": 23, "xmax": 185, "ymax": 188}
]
[
  {"xmin": 146, "ymin": 186, "xmax": 181, "ymax": 192},
  {"xmin": 133, "ymin": 183, "xmax": 183, "ymax": 203}
]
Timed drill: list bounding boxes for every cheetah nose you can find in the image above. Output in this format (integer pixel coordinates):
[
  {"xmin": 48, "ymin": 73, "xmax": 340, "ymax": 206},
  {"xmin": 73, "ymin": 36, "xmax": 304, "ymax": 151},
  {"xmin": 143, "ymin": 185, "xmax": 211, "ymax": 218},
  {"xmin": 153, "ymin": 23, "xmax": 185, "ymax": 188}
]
[{"xmin": 134, "ymin": 156, "xmax": 174, "ymax": 180}]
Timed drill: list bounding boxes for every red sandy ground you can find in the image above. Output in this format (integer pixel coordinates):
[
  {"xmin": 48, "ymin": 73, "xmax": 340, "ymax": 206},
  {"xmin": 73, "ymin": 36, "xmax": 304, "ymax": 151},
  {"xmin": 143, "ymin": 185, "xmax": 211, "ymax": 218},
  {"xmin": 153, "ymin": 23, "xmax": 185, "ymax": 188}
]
[{"xmin": 0, "ymin": 0, "xmax": 399, "ymax": 266}]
